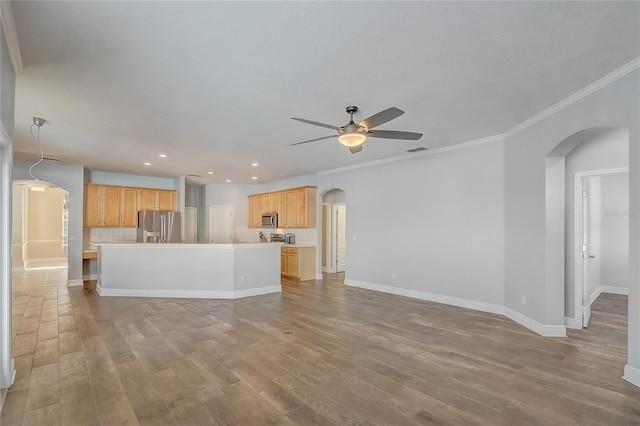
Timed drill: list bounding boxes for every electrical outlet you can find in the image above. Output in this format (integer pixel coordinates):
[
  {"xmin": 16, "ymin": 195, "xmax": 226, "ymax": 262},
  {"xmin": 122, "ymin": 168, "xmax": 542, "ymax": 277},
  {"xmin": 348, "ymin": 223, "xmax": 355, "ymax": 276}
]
[
  {"xmin": 392, "ymin": 273, "xmax": 397, "ymax": 280},
  {"xmin": 240, "ymin": 276, "xmax": 245, "ymax": 283},
  {"xmin": 352, "ymin": 235, "xmax": 357, "ymax": 242},
  {"xmin": 521, "ymin": 296, "xmax": 526, "ymax": 305}
]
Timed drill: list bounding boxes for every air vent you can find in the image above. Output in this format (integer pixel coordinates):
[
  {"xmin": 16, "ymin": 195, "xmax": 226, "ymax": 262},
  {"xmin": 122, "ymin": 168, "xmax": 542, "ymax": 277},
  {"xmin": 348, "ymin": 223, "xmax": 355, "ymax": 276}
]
[
  {"xmin": 43, "ymin": 157, "xmax": 60, "ymax": 162},
  {"xmin": 187, "ymin": 174, "xmax": 202, "ymax": 177},
  {"xmin": 406, "ymin": 147, "xmax": 428, "ymax": 153}
]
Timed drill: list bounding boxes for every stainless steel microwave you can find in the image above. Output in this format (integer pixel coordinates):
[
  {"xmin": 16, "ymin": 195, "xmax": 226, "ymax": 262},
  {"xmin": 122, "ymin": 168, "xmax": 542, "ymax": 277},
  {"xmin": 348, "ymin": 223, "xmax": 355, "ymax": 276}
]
[{"xmin": 261, "ymin": 212, "xmax": 278, "ymax": 228}]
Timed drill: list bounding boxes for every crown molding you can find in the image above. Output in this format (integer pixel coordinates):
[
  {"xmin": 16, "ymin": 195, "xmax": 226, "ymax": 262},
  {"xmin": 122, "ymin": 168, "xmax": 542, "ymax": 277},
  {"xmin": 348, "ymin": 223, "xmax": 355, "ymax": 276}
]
[
  {"xmin": 504, "ymin": 57, "xmax": 640, "ymax": 138},
  {"xmin": 0, "ymin": 1, "xmax": 23, "ymax": 73},
  {"xmin": 318, "ymin": 134, "xmax": 504, "ymax": 176}
]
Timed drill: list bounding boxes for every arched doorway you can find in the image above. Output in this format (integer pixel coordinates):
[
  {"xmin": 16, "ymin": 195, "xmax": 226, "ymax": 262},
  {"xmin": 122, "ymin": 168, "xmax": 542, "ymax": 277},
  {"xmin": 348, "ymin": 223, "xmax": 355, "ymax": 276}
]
[
  {"xmin": 545, "ymin": 126, "xmax": 629, "ymax": 328},
  {"xmin": 12, "ymin": 180, "xmax": 69, "ymax": 270},
  {"xmin": 321, "ymin": 189, "xmax": 346, "ymax": 275}
]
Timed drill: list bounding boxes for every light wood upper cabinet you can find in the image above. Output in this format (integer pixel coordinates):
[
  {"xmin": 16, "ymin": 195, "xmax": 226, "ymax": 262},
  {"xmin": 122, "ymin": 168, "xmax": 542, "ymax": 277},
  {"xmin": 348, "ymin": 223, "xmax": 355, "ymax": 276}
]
[
  {"xmin": 102, "ymin": 186, "xmax": 122, "ymax": 227},
  {"xmin": 138, "ymin": 189, "xmax": 157, "ymax": 210},
  {"xmin": 84, "ymin": 184, "xmax": 176, "ymax": 228},
  {"xmin": 285, "ymin": 190, "xmax": 297, "ymax": 227},
  {"xmin": 121, "ymin": 188, "xmax": 138, "ymax": 227},
  {"xmin": 138, "ymin": 189, "xmax": 176, "ymax": 211},
  {"xmin": 277, "ymin": 192, "xmax": 287, "ymax": 228},
  {"xmin": 269, "ymin": 193, "xmax": 278, "ymax": 212},
  {"xmin": 157, "ymin": 190, "xmax": 175, "ymax": 211},
  {"xmin": 84, "ymin": 185, "xmax": 102, "ymax": 227},
  {"xmin": 247, "ymin": 186, "xmax": 317, "ymax": 229},
  {"xmin": 248, "ymin": 195, "xmax": 257, "ymax": 228}
]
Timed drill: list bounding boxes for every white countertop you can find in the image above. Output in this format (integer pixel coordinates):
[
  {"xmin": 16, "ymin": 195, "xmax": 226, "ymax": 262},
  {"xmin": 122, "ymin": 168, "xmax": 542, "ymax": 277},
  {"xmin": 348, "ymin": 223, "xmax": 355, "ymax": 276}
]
[{"xmin": 87, "ymin": 242, "xmax": 316, "ymax": 250}]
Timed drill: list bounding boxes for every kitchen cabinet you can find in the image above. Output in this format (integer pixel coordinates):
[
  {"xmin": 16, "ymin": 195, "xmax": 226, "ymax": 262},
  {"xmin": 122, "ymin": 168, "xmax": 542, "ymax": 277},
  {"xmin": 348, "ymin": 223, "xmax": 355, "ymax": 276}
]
[
  {"xmin": 248, "ymin": 195, "xmax": 258, "ymax": 228},
  {"xmin": 84, "ymin": 185, "xmax": 102, "ymax": 227},
  {"xmin": 84, "ymin": 184, "xmax": 137, "ymax": 227},
  {"xmin": 121, "ymin": 188, "xmax": 138, "ymax": 227},
  {"xmin": 281, "ymin": 246, "xmax": 316, "ymax": 281},
  {"xmin": 84, "ymin": 184, "xmax": 124, "ymax": 227},
  {"xmin": 157, "ymin": 190, "xmax": 175, "ymax": 210},
  {"xmin": 247, "ymin": 186, "xmax": 317, "ymax": 229},
  {"xmin": 84, "ymin": 184, "xmax": 176, "ymax": 227},
  {"xmin": 284, "ymin": 187, "xmax": 316, "ymax": 228},
  {"xmin": 138, "ymin": 189, "xmax": 176, "ymax": 211},
  {"xmin": 277, "ymin": 192, "xmax": 287, "ymax": 227},
  {"xmin": 260, "ymin": 194, "xmax": 270, "ymax": 215}
]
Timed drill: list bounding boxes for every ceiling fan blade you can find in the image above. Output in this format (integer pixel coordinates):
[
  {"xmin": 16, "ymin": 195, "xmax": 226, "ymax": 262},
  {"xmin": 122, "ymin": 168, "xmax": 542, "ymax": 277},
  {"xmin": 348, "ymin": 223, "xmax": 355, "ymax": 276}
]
[
  {"xmin": 358, "ymin": 107, "xmax": 404, "ymax": 130},
  {"xmin": 348, "ymin": 145, "xmax": 363, "ymax": 154},
  {"xmin": 290, "ymin": 135, "xmax": 337, "ymax": 146},
  {"xmin": 367, "ymin": 130, "xmax": 423, "ymax": 140},
  {"xmin": 291, "ymin": 117, "xmax": 341, "ymax": 130}
]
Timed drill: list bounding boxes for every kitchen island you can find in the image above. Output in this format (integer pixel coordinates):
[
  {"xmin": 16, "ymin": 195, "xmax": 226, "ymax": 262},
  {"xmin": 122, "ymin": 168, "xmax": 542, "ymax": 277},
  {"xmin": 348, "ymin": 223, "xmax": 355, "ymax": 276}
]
[{"xmin": 97, "ymin": 243, "xmax": 282, "ymax": 299}]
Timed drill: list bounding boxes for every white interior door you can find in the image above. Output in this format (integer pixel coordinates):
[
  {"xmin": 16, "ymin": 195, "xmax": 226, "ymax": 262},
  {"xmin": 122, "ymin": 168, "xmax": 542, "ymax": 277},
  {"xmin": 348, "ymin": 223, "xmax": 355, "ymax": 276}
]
[
  {"xmin": 184, "ymin": 207, "xmax": 197, "ymax": 243},
  {"xmin": 582, "ymin": 181, "xmax": 591, "ymax": 327},
  {"xmin": 209, "ymin": 206, "xmax": 233, "ymax": 243},
  {"xmin": 336, "ymin": 204, "xmax": 346, "ymax": 272},
  {"xmin": 322, "ymin": 204, "xmax": 329, "ymax": 270},
  {"xmin": 582, "ymin": 177, "xmax": 602, "ymax": 328}
]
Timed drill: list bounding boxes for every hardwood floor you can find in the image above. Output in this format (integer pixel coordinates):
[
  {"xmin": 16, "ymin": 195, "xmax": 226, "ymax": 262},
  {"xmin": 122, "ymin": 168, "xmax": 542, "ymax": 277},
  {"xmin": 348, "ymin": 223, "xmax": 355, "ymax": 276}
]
[{"xmin": 2, "ymin": 269, "xmax": 639, "ymax": 425}]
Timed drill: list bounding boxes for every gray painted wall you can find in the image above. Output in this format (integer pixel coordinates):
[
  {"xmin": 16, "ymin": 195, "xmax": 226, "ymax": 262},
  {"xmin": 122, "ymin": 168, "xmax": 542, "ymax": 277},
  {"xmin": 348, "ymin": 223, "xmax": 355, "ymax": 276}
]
[
  {"xmin": 320, "ymin": 140, "xmax": 505, "ymax": 307},
  {"xmin": 185, "ymin": 184, "xmax": 201, "ymax": 207},
  {"xmin": 601, "ymin": 173, "xmax": 629, "ymax": 289},
  {"xmin": 87, "ymin": 170, "xmax": 177, "ymax": 190}
]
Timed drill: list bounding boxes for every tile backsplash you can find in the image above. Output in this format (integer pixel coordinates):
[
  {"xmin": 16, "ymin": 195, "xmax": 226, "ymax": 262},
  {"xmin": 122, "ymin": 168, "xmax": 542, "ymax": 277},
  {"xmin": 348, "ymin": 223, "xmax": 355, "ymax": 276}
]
[
  {"xmin": 88, "ymin": 227, "xmax": 137, "ymax": 243},
  {"xmin": 236, "ymin": 226, "xmax": 317, "ymax": 244}
]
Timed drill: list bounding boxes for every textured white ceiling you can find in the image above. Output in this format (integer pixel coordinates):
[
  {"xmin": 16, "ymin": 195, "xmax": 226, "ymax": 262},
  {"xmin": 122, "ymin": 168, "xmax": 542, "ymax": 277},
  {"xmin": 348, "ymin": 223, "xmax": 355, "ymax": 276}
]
[{"xmin": 10, "ymin": 1, "xmax": 640, "ymax": 184}]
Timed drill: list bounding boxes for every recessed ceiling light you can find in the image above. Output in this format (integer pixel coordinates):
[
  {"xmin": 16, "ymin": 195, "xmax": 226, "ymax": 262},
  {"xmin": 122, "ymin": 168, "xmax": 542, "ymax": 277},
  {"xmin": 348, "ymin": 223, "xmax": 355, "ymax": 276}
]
[
  {"xmin": 159, "ymin": 154, "xmax": 167, "ymax": 158},
  {"xmin": 143, "ymin": 162, "xmax": 151, "ymax": 166},
  {"xmin": 252, "ymin": 177, "xmax": 258, "ymax": 180},
  {"xmin": 251, "ymin": 163, "xmax": 259, "ymax": 167},
  {"xmin": 208, "ymin": 171, "xmax": 214, "ymax": 175},
  {"xmin": 225, "ymin": 179, "xmax": 231, "ymax": 183}
]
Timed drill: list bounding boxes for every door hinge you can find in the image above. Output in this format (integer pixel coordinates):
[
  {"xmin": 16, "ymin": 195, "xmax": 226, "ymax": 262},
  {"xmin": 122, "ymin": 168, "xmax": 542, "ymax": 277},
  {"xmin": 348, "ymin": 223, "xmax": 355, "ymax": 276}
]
[
  {"xmin": 582, "ymin": 191, "xmax": 587, "ymax": 198},
  {"xmin": 582, "ymin": 299, "xmax": 587, "ymax": 307}
]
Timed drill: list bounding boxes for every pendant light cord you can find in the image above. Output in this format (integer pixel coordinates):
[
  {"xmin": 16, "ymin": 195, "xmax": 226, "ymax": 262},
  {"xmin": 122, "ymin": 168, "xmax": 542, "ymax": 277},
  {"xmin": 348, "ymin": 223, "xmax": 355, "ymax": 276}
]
[{"xmin": 28, "ymin": 122, "xmax": 44, "ymax": 181}]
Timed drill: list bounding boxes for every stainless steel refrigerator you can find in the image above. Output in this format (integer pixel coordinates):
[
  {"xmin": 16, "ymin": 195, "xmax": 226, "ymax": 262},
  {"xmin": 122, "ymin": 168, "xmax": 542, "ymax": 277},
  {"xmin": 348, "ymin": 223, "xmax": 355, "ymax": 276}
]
[{"xmin": 137, "ymin": 211, "xmax": 181, "ymax": 243}]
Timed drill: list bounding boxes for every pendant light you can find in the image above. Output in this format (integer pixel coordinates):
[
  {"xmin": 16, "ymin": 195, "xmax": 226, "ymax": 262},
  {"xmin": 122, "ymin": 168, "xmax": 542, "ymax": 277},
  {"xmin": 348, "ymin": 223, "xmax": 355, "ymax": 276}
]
[{"xmin": 28, "ymin": 117, "xmax": 47, "ymax": 191}]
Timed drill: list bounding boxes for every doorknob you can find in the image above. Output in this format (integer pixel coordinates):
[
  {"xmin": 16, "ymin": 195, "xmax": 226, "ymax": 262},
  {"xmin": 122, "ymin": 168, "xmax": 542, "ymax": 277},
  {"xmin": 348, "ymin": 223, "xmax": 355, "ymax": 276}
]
[{"xmin": 589, "ymin": 255, "xmax": 596, "ymax": 259}]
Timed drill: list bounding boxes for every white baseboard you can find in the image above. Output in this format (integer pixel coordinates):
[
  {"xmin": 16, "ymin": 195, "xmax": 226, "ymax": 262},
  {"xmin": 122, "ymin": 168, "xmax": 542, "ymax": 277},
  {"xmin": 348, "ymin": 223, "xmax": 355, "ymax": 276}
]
[
  {"xmin": 67, "ymin": 279, "xmax": 84, "ymax": 287},
  {"xmin": 504, "ymin": 308, "xmax": 567, "ymax": 337},
  {"xmin": 600, "ymin": 285, "xmax": 629, "ymax": 295},
  {"xmin": 564, "ymin": 316, "xmax": 582, "ymax": 329},
  {"xmin": 82, "ymin": 274, "xmax": 98, "ymax": 281},
  {"xmin": 24, "ymin": 257, "xmax": 67, "ymax": 268},
  {"xmin": 315, "ymin": 274, "xmax": 323, "ymax": 280},
  {"xmin": 589, "ymin": 285, "xmax": 629, "ymax": 305},
  {"xmin": 96, "ymin": 284, "xmax": 281, "ymax": 299},
  {"xmin": 589, "ymin": 287, "xmax": 602, "ymax": 305},
  {"xmin": 344, "ymin": 279, "xmax": 567, "ymax": 337},
  {"xmin": 0, "ymin": 360, "xmax": 15, "ymax": 412},
  {"xmin": 344, "ymin": 279, "xmax": 504, "ymax": 315},
  {"xmin": 623, "ymin": 364, "xmax": 640, "ymax": 388}
]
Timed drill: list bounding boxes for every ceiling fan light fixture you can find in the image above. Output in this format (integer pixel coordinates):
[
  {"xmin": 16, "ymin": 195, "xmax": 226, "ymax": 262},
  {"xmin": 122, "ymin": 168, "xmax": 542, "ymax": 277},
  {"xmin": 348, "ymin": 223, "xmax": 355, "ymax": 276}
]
[{"xmin": 337, "ymin": 132, "xmax": 366, "ymax": 147}]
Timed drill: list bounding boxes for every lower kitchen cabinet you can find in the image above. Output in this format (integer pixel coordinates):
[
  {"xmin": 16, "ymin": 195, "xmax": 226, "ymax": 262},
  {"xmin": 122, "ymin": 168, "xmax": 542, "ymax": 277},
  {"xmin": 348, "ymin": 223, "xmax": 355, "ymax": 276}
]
[{"xmin": 281, "ymin": 246, "xmax": 316, "ymax": 281}]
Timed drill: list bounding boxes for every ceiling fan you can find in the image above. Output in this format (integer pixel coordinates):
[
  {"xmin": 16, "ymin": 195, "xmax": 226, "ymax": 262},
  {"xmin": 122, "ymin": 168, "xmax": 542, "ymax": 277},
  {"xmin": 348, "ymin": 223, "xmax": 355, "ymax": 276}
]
[{"xmin": 291, "ymin": 106, "xmax": 423, "ymax": 154}]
